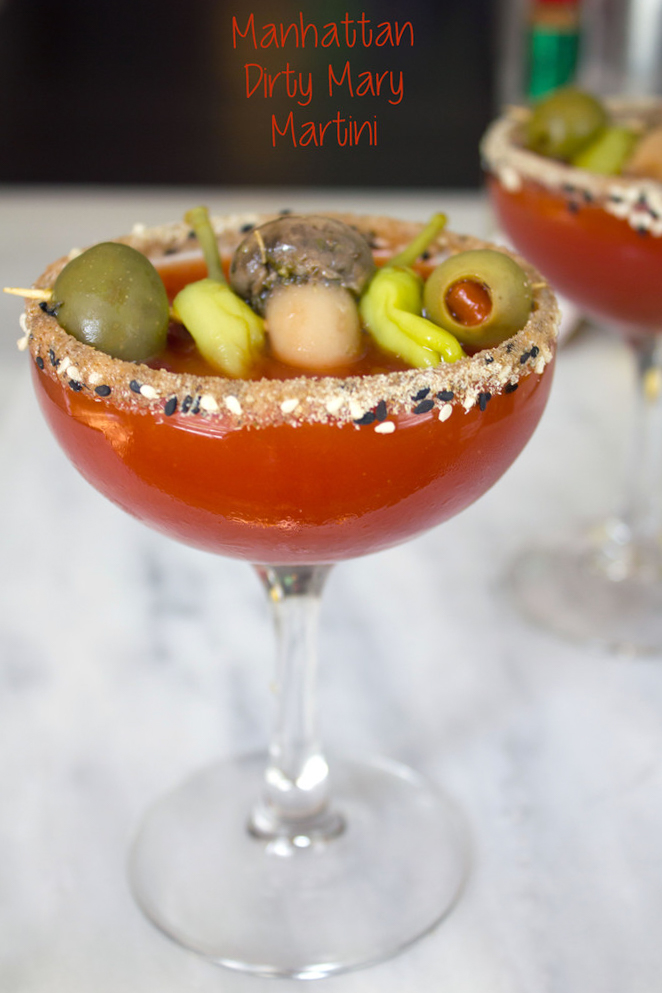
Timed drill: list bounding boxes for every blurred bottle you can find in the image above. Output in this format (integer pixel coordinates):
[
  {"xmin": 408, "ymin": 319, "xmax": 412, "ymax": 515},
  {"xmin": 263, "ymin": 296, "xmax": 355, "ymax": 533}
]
[
  {"xmin": 579, "ymin": 0, "xmax": 662, "ymax": 95},
  {"xmin": 494, "ymin": 0, "xmax": 581, "ymax": 106},
  {"xmin": 526, "ymin": 0, "xmax": 582, "ymax": 98},
  {"xmin": 495, "ymin": 0, "xmax": 662, "ymax": 109}
]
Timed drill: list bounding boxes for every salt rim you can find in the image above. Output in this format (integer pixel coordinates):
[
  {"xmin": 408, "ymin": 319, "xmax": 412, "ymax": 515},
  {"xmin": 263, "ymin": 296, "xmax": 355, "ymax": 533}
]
[
  {"xmin": 24, "ymin": 212, "xmax": 559, "ymax": 428},
  {"xmin": 481, "ymin": 97, "xmax": 662, "ymax": 235}
]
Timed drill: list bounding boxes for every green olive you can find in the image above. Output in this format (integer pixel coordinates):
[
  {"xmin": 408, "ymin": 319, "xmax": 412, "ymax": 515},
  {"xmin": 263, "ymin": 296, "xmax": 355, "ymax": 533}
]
[
  {"xmin": 423, "ymin": 250, "xmax": 533, "ymax": 348},
  {"xmin": 526, "ymin": 87, "xmax": 608, "ymax": 161},
  {"xmin": 51, "ymin": 242, "xmax": 169, "ymax": 361}
]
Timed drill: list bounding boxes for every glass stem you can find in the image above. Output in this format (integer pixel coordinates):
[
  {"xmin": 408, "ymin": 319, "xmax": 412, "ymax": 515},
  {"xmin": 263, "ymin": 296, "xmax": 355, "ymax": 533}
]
[
  {"xmin": 249, "ymin": 564, "xmax": 344, "ymax": 843},
  {"xmin": 602, "ymin": 334, "xmax": 662, "ymax": 577}
]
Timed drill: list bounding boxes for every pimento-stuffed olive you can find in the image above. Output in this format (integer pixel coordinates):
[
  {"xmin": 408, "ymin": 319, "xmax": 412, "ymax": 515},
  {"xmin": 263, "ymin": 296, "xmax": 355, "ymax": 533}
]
[{"xmin": 423, "ymin": 249, "xmax": 533, "ymax": 348}]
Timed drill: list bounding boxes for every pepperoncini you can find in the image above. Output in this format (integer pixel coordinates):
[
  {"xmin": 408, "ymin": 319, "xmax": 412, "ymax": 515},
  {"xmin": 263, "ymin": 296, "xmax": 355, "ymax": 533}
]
[
  {"xmin": 359, "ymin": 214, "xmax": 465, "ymax": 368},
  {"xmin": 172, "ymin": 206, "xmax": 265, "ymax": 378}
]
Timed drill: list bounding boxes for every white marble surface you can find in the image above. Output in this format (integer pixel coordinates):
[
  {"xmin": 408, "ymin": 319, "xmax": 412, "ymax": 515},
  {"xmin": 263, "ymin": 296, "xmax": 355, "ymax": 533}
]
[{"xmin": 1, "ymin": 187, "xmax": 662, "ymax": 992}]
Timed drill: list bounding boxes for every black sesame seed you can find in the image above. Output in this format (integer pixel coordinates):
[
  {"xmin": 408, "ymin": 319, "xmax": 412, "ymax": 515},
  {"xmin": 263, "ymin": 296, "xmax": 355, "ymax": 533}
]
[
  {"xmin": 562, "ymin": 183, "xmax": 576, "ymax": 195},
  {"xmin": 279, "ymin": 207, "xmax": 293, "ymax": 215},
  {"xmin": 436, "ymin": 390, "xmax": 454, "ymax": 402},
  {"xmin": 485, "ymin": 355, "xmax": 494, "ymax": 364},
  {"xmin": 240, "ymin": 222, "xmax": 255, "ymax": 233},
  {"xmin": 478, "ymin": 391, "xmax": 492, "ymax": 411},
  {"xmin": 413, "ymin": 399, "xmax": 435, "ymax": 415},
  {"xmin": 187, "ymin": 228, "xmax": 196, "ymax": 239},
  {"xmin": 583, "ymin": 190, "xmax": 594, "ymax": 203},
  {"xmin": 164, "ymin": 396, "xmax": 178, "ymax": 416},
  {"xmin": 375, "ymin": 399, "xmax": 388, "ymax": 421},
  {"xmin": 567, "ymin": 201, "xmax": 580, "ymax": 214},
  {"xmin": 421, "ymin": 250, "xmax": 430, "ymax": 260},
  {"xmin": 504, "ymin": 382, "xmax": 519, "ymax": 393},
  {"xmin": 636, "ymin": 226, "xmax": 650, "ymax": 238},
  {"xmin": 192, "ymin": 396, "xmax": 202, "ymax": 414},
  {"xmin": 69, "ymin": 379, "xmax": 83, "ymax": 392},
  {"xmin": 95, "ymin": 384, "xmax": 111, "ymax": 397},
  {"xmin": 182, "ymin": 394, "xmax": 194, "ymax": 413},
  {"xmin": 39, "ymin": 300, "xmax": 58, "ymax": 317},
  {"xmin": 413, "ymin": 387, "xmax": 430, "ymax": 401},
  {"xmin": 519, "ymin": 350, "xmax": 531, "ymax": 364},
  {"xmin": 49, "ymin": 348, "xmax": 58, "ymax": 367},
  {"xmin": 530, "ymin": 345, "xmax": 539, "ymax": 359},
  {"xmin": 35, "ymin": 355, "xmax": 44, "ymax": 370},
  {"xmin": 129, "ymin": 379, "xmax": 142, "ymax": 394},
  {"xmin": 506, "ymin": 342, "xmax": 515, "ymax": 353},
  {"xmin": 355, "ymin": 411, "xmax": 376, "ymax": 425},
  {"xmin": 164, "ymin": 246, "xmax": 178, "ymax": 256}
]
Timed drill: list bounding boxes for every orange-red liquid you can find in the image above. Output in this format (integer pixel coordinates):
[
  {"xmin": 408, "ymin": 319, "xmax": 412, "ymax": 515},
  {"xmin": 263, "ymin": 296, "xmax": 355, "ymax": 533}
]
[
  {"xmin": 32, "ymin": 258, "xmax": 554, "ymax": 564},
  {"xmin": 488, "ymin": 175, "xmax": 662, "ymax": 331}
]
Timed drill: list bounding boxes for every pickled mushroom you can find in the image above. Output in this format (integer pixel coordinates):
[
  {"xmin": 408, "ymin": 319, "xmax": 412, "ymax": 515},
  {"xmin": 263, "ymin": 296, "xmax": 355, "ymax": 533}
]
[{"xmin": 229, "ymin": 215, "xmax": 375, "ymax": 315}]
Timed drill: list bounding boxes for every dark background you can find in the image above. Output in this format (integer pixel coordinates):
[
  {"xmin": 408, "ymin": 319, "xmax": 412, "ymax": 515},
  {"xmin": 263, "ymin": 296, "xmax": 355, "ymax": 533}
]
[{"xmin": 0, "ymin": 0, "xmax": 497, "ymax": 187}]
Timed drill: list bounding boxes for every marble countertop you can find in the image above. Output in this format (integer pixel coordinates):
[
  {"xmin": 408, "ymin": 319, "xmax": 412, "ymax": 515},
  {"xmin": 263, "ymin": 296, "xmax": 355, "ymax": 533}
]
[{"xmin": 1, "ymin": 187, "xmax": 661, "ymax": 992}]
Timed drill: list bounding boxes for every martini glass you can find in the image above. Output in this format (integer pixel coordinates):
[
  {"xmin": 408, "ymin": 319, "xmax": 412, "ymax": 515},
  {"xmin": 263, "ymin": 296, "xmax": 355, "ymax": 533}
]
[
  {"xmin": 482, "ymin": 99, "xmax": 662, "ymax": 655},
  {"xmin": 23, "ymin": 212, "xmax": 558, "ymax": 978}
]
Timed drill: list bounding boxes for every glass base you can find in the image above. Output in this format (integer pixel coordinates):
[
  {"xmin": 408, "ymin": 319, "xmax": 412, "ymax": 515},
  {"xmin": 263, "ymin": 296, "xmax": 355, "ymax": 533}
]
[
  {"xmin": 507, "ymin": 528, "xmax": 662, "ymax": 655},
  {"xmin": 129, "ymin": 753, "xmax": 469, "ymax": 979}
]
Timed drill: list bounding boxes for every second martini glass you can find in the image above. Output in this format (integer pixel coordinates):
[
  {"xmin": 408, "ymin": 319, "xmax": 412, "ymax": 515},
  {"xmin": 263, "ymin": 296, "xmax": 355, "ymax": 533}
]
[
  {"xmin": 23, "ymin": 211, "xmax": 558, "ymax": 977},
  {"xmin": 483, "ymin": 99, "xmax": 662, "ymax": 655}
]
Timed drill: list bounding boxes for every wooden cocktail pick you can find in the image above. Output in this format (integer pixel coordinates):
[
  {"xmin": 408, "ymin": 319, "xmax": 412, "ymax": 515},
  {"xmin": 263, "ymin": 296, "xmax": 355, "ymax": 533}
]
[{"xmin": 3, "ymin": 287, "xmax": 53, "ymax": 300}]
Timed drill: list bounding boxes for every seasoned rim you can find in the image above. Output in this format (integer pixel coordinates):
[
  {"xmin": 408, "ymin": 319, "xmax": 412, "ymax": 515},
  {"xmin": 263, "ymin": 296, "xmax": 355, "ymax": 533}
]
[
  {"xmin": 24, "ymin": 212, "xmax": 559, "ymax": 428},
  {"xmin": 481, "ymin": 98, "xmax": 662, "ymax": 237}
]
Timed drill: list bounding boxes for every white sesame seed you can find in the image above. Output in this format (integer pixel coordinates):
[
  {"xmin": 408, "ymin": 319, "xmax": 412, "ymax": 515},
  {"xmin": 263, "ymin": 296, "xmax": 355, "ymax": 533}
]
[
  {"xmin": 140, "ymin": 384, "xmax": 159, "ymax": 400},
  {"xmin": 16, "ymin": 335, "xmax": 28, "ymax": 351},
  {"xmin": 225, "ymin": 396, "xmax": 243, "ymax": 416},
  {"xmin": 605, "ymin": 199, "xmax": 631, "ymax": 220},
  {"xmin": 67, "ymin": 247, "xmax": 82, "ymax": 260},
  {"xmin": 19, "ymin": 313, "xmax": 28, "ymax": 334},
  {"xmin": 325, "ymin": 395, "xmax": 345, "ymax": 414},
  {"xmin": 67, "ymin": 366, "xmax": 80, "ymax": 381},
  {"xmin": 349, "ymin": 400, "xmax": 365, "ymax": 420},
  {"xmin": 280, "ymin": 398, "xmax": 299, "ymax": 414},
  {"xmin": 131, "ymin": 222, "xmax": 147, "ymax": 236},
  {"xmin": 499, "ymin": 165, "xmax": 522, "ymax": 193},
  {"xmin": 645, "ymin": 187, "xmax": 662, "ymax": 217},
  {"xmin": 199, "ymin": 394, "xmax": 219, "ymax": 413},
  {"xmin": 88, "ymin": 370, "xmax": 103, "ymax": 385},
  {"xmin": 374, "ymin": 421, "xmax": 395, "ymax": 434},
  {"xmin": 438, "ymin": 403, "xmax": 453, "ymax": 422}
]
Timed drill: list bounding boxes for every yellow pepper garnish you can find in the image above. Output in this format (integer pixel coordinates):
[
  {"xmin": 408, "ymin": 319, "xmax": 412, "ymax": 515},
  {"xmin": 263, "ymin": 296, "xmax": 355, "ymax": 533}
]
[
  {"xmin": 359, "ymin": 214, "xmax": 465, "ymax": 368},
  {"xmin": 173, "ymin": 207, "xmax": 265, "ymax": 378}
]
